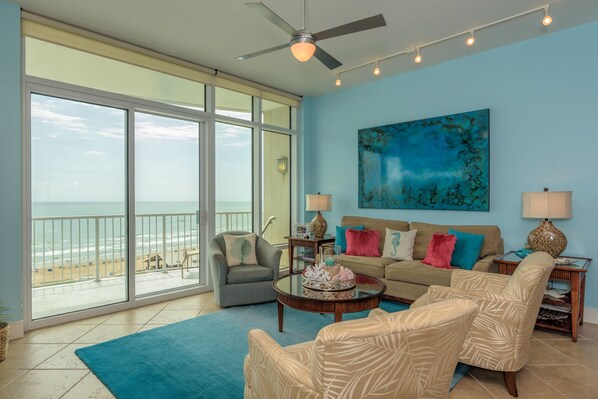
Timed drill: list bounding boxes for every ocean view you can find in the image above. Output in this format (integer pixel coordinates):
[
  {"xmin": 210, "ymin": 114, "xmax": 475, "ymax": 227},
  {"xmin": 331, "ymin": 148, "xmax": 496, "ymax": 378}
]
[{"xmin": 31, "ymin": 201, "xmax": 252, "ymax": 278}]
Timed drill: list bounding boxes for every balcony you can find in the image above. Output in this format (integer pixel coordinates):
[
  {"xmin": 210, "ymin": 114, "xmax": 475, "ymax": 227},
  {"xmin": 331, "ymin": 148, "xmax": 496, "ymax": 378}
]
[{"xmin": 31, "ymin": 211, "xmax": 251, "ymax": 319}]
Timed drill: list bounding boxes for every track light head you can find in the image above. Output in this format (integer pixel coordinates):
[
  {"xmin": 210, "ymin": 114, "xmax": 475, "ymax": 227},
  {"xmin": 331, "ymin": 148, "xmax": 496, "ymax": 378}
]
[
  {"xmin": 466, "ymin": 31, "xmax": 475, "ymax": 46},
  {"xmin": 335, "ymin": 77, "xmax": 342, "ymax": 87},
  {"xmin": 414, "ymin": 48, "xmax": 422, "ymax": 64},
  {"xmin": 542, "ymin": 6, "xmax": 553, "ymax": 26},
  {"xmin": 373, "ymin": 61, "xmax": 381, "ymax": 76}
]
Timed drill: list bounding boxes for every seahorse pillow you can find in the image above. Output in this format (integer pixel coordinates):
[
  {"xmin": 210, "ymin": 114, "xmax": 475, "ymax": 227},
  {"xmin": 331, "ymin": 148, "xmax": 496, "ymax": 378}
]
[
  {"xmin": 223, "ymin": 233, "xmax": 257, "ymax": 266},
  {"xmin": 382, "ymin": 229, "xmax": 418, "ymax": 261}
]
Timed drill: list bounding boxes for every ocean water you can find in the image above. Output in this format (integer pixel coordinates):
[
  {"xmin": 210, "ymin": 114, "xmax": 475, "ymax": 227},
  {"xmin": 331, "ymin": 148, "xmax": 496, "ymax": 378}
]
[{"xmin": 31, "ymin": 201, "xmax": 252, "ymax": 269}]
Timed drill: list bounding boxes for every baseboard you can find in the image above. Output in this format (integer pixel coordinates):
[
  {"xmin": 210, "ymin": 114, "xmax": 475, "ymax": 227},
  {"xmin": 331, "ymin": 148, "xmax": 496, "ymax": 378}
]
[
  {"xmin": 583, "ymin": 307, "xmax": 598, "ymax": 325},
  {"xmin": 8, "ymin": 321, "xmax": 24, "ymax": 340}
]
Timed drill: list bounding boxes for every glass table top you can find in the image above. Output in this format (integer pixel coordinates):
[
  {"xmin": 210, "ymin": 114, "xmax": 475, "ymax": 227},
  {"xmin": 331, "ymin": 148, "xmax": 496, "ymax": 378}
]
[{"xmin": 273, "ymin": 273, "xmax": 386, "ymax": 302}]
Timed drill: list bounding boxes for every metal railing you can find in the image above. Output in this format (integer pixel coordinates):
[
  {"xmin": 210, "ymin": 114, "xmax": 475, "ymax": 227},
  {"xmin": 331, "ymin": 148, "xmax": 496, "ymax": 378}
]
[{"xmin": 31, "ymin": 210, "xmax": 251, "ymax": 287}]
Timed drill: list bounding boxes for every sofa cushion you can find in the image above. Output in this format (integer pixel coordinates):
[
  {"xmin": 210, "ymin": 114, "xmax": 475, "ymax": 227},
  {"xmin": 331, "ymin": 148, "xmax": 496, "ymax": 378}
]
[
  {"xmin": 385, "ymin": 261, "xmax": 454, "ymax": 287},
  {"xmin": 346, "ymin": 229, "xmax": 380, "ymax": 257},
  {"xmin": 422, "ymin": 233, "xmax": 457, "ymax": 269},
  {"xmin": 335, "ymin": 225, "xmax": 365, "ymax": 253},
  {"xmin": 342, "ymin": 216, "xmax": 409, "ymax": 254},
  {"xmin": 339, "ymin": 255, "xmax": 393, "ymax": 279},
  {"xmin": 449, "ymin": 228, "xmax": 484, "ymax": 270},
  {"xmin": 410, "ymin": 222, "xmax": 502, "ymax": 260},
  {"xmin": 227, "ymin": 265, "xmax": 273, "ymax": 284},
  {"xmin": 382, "ymin": 229, "xmax": 417, "ymax": 261}
]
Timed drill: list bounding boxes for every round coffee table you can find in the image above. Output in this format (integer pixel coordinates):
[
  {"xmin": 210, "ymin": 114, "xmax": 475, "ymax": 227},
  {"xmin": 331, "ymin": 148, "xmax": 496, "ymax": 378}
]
[{"xmin": 272, "ymin": 273, "xmax": 386, "ymax": 332}]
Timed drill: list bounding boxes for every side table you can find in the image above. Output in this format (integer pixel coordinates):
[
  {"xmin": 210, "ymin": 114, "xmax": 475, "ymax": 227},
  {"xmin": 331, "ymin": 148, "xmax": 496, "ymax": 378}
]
[
  {"xmin": 285, "ymin": 235, "xmax": 335, "ymax": 274},
  {"xmin": 494, "ymin": 251, "xmax": 591, "ymax": 342}
]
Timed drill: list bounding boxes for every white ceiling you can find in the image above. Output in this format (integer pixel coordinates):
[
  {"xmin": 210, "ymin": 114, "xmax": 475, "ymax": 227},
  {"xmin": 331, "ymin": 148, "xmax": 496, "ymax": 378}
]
[{"xmin": 9, "ymin": 0, "xmax": 598, "ymax": 97}]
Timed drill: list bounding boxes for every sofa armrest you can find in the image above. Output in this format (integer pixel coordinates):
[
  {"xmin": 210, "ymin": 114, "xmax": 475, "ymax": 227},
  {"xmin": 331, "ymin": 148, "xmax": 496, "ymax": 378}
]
[
  {"xmin": 451, "ymin": 268, "xmax": 510, "ymax": 293},
  {"xmin": 246, "ymin": 329, "xmax": 317, "ymax": 397},
  {"xmin": 208, "ymin": 239, "xmax": 229, "ymax": 287},
  {"xmin": 472, "ymin": 254, "xmax": 500, "ymax": 273},
  {"xmin": 256, "ymin": 238, "xmax": 282, "ymax": 280}
]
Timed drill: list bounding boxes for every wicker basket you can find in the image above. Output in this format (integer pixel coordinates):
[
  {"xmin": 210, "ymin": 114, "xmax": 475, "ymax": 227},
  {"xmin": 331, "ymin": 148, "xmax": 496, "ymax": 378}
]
[{"xmin": 0, "ymin": 324, "xmax": 9, "ymax": 362}]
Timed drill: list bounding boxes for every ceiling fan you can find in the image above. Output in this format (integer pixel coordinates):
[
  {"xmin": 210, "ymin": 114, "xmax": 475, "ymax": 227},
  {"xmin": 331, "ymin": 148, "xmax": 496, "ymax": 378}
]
[{"xmin": 237, "ymin": 0, "xmax": 386, "ymax": 70}]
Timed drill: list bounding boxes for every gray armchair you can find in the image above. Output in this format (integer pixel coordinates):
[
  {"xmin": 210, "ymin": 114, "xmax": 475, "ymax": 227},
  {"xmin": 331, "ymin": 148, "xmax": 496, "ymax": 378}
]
[{"xmin": 209, "ymin": 231, "xmax": 282, "ymax": 307}]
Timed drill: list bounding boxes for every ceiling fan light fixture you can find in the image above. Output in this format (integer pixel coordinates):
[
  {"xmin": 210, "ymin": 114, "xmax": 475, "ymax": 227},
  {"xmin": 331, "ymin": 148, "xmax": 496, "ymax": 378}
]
[{"xmin": 291, "ymin": 32, "xmax": 316, "ymax": 62}]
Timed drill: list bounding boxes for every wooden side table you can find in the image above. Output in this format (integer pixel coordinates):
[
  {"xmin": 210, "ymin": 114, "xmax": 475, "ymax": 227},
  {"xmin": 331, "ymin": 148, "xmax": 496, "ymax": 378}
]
[
  {"xmin": 494, "ymin": 251, "xmax": 591, "ymax": 342},
  {"xmin": 285, "ymin": 235, "xmax": 335, "ymax": 274}
]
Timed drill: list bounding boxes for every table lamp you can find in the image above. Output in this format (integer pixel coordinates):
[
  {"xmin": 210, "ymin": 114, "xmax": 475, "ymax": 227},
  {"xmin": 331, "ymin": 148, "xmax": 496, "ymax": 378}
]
[
  {"xmin": 306, "ymin": 193, "xmax": 332, "ymax": 239},
  {"xmin": 522, "ymin": 188, "xmax": 572, "ymax": 258}
]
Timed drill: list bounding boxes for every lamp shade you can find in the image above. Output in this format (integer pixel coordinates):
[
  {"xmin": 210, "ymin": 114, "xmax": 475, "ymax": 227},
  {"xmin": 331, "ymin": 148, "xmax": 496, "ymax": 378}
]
[
  {"xmin": 290, "ymin": 42, "xmax": 316, "ymax": 62},
  {"xmin": 522, "ymin": 191, "xmax": 572, "ymax": 219},
  {"xmin": 306, "ymin": 194, "xmax": 332, "ymax": 212}
]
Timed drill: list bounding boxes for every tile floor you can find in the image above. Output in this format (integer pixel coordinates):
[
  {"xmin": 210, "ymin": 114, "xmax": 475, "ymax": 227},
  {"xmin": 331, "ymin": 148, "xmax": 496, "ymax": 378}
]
[{"xmin": 1, "ymin": 293, "xmax": 597, "ymax": 399}]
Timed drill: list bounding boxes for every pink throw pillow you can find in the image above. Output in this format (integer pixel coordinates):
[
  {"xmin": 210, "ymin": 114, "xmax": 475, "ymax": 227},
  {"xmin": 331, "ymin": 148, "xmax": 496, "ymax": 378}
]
[
  {"xmin": 422, "ymin": 233, "xmax": 457, "ymax": 269},
  {"xmin": 346, "ymin": 229, "xmax": 380, "ymax": 257}
]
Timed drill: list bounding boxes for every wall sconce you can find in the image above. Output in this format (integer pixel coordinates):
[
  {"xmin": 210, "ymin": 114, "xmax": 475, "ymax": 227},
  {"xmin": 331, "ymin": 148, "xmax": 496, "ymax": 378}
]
[{"xmin": 277, "ymin": 156, "xmax": 289, "ymax": 175}]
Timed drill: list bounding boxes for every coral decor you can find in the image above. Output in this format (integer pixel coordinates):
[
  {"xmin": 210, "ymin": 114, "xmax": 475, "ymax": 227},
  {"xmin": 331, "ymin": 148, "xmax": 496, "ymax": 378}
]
[
  {"xmin": 302, "ymin": 263, "xmax": 356, "ymax": 291},
  {"xmin": 422, "ymin": 233, "xmax": 457, "ymax": 269},
  {"xmin": 345, "ymin": 229, "xmax": 381, "ymax": 257}
]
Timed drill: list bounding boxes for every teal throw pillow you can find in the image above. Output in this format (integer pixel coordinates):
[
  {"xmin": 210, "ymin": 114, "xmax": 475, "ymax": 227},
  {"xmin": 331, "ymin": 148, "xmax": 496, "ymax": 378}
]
[
  {"xmin": 448, "ymin": 229, "xmax": 484, "ymax": 270},
  {"xmin": 335, "ymin": 225, "xmax": 365, "ymax": 253}
]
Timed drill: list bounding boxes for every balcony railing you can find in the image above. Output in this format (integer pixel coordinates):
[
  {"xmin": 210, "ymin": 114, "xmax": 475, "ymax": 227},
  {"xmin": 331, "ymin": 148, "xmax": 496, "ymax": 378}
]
[{"xmin": 31, "ymin": 211, "xmax": 251, "ymax": 287}]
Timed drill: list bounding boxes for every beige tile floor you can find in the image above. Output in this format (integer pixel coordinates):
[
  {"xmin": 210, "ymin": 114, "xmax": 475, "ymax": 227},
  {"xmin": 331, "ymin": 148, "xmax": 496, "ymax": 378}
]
[{"xmin": 1, "ymin": 293, "xmax": 597, "ymax": 399}]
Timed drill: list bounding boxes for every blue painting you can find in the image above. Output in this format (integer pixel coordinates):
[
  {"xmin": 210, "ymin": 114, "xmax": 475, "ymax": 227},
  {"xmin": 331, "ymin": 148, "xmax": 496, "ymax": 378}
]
[{"xmin": 358, "ymin": 109, "xmax": 489, "ymax": 211}]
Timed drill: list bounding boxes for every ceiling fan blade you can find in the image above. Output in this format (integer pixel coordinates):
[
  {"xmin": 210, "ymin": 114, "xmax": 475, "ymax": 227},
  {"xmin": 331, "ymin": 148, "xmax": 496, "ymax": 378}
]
[
  {"xmin": 245, "ymin": 2, "xmax": 297, "ymax": 36},
  {"xmin": 237, "ymin": 42, "xmax": 291, "ymax": 60},
  {"xmin": 313, "ymin": 46, "xmax": 342, "ymax": 70},
  {"xmin": 313, "ymin": 14, "xmax": 386, "ymax": 41}
]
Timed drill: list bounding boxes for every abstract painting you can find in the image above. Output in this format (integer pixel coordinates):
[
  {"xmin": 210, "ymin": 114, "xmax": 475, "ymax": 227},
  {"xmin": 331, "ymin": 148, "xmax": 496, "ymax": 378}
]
[{"xmin": 358, "ymin": 109, "xmax": 489, "ymax": 211}]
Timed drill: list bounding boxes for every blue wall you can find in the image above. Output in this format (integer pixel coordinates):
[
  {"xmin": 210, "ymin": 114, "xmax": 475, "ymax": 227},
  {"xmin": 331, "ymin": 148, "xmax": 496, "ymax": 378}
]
[
  {"xmin": 305, "ymin": 22, "xmax": 598, "ymax": 307},
  {"xmin": 0, "ymin": 0, "xmax": 22, "ymax": 323}
]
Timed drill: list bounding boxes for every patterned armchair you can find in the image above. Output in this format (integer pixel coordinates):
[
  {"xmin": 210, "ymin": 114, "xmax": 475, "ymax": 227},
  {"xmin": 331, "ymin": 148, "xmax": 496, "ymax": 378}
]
[
  {"xmin": 244, "ymin": 299, "xmax": 479, "ymax": 399},
  {"xmin": 411, "ymin": 251, "xmax": 554, "ymax": 397}
]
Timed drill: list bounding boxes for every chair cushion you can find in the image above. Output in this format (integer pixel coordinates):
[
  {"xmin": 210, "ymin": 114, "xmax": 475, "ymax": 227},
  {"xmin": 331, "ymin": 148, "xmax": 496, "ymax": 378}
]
[
  {"xmin": 382, "ymin": 229, "xmax": 417, "ymax": 261},
  {"xmin": 449, "ymin": 229, "xmax": 484, "ymax": 270},
  {"xmin": 346, "ymin": 229, "xmax": 380, "ymax": 257},
  {"xmin": 423, "ymin": 233, "xmax": 457, "ymax": 269},
  {"xmin": 224, "ymin": 233, "xmax": 257, "ymax": 266},
  {"xmin": 335, "ymin": 225, "xmax": 365, "ymax": 253},
  {"xmin": 385, "ymin": 261, "xmax": 454, "ymax": 287},
  {"xmin": 227, "ymin": 265, "xmax": 273, "ymax": 284}
]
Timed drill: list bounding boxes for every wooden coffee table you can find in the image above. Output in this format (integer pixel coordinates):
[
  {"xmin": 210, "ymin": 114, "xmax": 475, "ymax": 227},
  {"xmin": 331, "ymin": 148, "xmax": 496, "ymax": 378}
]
[{"xmin": 272, "ymin": 273, "xmax": 386, "ymax": 332}]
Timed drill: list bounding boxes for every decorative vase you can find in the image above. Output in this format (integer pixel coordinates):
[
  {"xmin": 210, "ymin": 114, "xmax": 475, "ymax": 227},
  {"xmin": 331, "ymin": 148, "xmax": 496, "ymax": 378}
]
[
  {"xmin": 0, "ymin": 323, "xmax": 9, "ymax": 362},
  {"xmin": 527, "ymin": 220, "xmax": 567, "ymax": 258}
]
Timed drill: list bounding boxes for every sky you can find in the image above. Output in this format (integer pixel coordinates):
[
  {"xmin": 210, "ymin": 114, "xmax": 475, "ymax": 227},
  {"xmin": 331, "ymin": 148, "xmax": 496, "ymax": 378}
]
[{"xmin": 31, "ymin": 93, "xmax": 252, "ymax": 205}]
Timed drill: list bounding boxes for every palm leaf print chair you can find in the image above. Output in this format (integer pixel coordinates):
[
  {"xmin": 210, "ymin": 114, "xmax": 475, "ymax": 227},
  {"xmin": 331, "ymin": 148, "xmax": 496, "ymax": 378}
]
[
  {"xmin": 411, "ymin": 251, "xmax": 554, "ymax": 397},
  {"xmin": 209, "ymin": 231, "xmax": 281, "ymax": 307},
  {"xmin": 244, "ymin": 299, "xmax": 479, "ymax": 399}
]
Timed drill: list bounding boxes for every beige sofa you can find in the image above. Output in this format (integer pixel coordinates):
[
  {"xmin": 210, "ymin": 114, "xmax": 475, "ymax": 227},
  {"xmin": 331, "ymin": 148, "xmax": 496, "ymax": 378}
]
[{"xmin": 337, "ymin": 216, "xmax": 504, "ymax": 302}]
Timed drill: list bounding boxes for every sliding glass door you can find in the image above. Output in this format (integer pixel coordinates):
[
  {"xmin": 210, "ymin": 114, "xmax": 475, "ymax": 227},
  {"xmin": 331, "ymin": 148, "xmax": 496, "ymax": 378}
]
[
  {"xmin": 135, "ymin": 112, "xmax": 201, "ymax": 296},
  {"xmin": 30, "ymin": 93, "xmax": 128, "ymax": 319}
]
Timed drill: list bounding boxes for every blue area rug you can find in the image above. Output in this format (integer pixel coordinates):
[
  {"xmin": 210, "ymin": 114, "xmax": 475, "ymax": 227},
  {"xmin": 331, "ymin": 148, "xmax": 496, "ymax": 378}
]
[{"xmin": 76, "ymin": 301, "xmax": 469, "ymax": 399}]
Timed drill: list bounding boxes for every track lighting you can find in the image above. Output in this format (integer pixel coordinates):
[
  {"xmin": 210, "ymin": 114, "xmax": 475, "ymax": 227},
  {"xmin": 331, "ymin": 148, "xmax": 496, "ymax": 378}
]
[
  {"xmin": 333, "ymin": 4, "xmax": 553, "ymax": 86},
  {"xmin": 373, "ymin": 61, "xmax": 381, "ymax": 76},
  {"xmin": 414, "ymin": 48, "xmax": 422, "ymax": 64},
  {"xmin": 335, "ymin": 76, "xmax": 342, "ymax": 87},
  {"xmin": 542, "ymin": 6, "xmax": 553, "ymax": 26},
  {"xmin": 466, "ymin": 31, "xmax": 476, "ymax": 46}
]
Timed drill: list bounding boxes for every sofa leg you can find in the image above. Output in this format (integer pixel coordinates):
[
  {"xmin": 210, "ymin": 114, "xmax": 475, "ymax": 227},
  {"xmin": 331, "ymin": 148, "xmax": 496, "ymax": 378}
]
[{"xmin": 503, "ymin": 371, "xmax": 518, "ymax": 397}]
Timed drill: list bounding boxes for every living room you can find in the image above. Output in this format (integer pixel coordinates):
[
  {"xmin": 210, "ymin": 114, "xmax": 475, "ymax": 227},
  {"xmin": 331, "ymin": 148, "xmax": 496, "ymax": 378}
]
[{"xmin": 1, "ymin": 0, "xmax": 598, "ymax": 398}]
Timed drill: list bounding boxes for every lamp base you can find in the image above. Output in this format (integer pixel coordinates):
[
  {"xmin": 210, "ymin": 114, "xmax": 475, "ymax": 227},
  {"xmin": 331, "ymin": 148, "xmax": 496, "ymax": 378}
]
[
  {"xmin": 527, "ymin": 220, "xmax": 567, "ymax": 258},
  {"xmin": 309, "ymin": 212, "xmax": 328, "ymax": 239}
]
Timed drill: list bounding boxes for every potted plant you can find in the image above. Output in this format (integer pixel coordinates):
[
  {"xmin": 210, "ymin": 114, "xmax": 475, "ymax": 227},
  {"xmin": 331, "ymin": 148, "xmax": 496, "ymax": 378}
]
[{"xmin": 0, "ymin": 301, "xmax": 9, "ymax": 362}]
